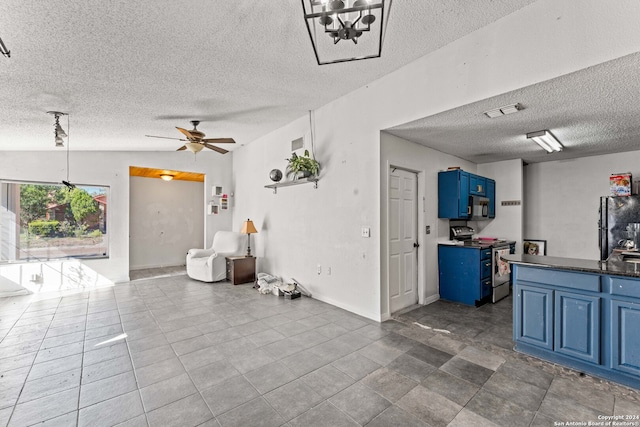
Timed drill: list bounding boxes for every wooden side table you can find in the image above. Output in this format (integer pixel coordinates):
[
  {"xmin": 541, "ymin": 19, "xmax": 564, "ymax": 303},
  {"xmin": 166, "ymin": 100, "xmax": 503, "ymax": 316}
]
[{"xmin": 225, "ymin": 256, "xmax": 256, "ymax": 285}]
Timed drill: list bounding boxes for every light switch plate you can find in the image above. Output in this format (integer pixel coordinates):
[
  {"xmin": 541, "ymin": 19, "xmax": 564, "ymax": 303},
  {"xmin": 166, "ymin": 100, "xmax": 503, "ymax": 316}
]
[{"xmin": 361, "ymin": 227, "xmax": 370, "ymax": 238}]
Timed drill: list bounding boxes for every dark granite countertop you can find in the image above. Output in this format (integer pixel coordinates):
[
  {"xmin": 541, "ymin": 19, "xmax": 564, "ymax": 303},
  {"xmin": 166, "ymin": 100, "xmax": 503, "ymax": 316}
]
[{"xmin": 502, "ymin": 253, "xmax": 640, "ymax": 279}]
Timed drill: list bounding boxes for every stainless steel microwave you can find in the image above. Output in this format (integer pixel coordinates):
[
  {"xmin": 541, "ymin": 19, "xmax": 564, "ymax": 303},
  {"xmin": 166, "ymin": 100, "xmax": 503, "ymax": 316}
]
[{"xmin": 470, "ymin": 195, "xmax": 490, "ymax": 220}]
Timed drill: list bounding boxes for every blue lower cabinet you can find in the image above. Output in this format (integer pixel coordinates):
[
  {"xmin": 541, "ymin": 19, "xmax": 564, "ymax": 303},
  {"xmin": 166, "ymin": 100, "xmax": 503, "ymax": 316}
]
[
  {"xmin": 512, "ymin": 264, "xmax": 640, "ymax": 389},
  {"xmin": 554, "ymin": 291, "xmax": 600, "ymax": 364},
  {"xmin": 611, "ymin": 300, "xmax": 640, "ymax": 376},
  {"xmin": 514, "ymin": 285, "xmax": 553, "ymax": 350},
  {"xmin": 438, "ymin": 245, "xmax": 491, "ymax": 306}
]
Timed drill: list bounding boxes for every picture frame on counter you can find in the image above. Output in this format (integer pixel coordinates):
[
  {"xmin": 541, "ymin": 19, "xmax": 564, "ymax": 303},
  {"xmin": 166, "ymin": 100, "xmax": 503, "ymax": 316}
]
[{"xmin": 524, "ymin": 239, "xmax": 546, "ymax": 256}]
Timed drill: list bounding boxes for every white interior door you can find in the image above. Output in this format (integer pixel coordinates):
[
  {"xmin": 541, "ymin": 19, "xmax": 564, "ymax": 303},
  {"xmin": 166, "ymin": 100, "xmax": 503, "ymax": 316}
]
[{"xmin": 389, "ymin": 168, "xmax": 419, "ymax": 313}]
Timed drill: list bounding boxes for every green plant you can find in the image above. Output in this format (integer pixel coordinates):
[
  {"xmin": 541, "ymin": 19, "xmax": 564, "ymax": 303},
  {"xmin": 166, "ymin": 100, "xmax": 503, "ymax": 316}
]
[
  {"xmin": 88, "ymin": 229, "xmax": 102, "ymax": 238},
  {"xmin": 285, "ymin": 150, "xmax": 320, "ymax": 179},
  {"xmin": 28, "ymin": 220, "xmax": 59, "ymax": 237}
]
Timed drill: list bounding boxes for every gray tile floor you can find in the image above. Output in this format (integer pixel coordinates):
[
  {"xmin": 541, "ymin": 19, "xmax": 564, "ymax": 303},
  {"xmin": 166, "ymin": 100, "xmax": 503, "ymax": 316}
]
[{"xmin": 1, "ymin": 272, "xmax": 639, "ymax": 426}]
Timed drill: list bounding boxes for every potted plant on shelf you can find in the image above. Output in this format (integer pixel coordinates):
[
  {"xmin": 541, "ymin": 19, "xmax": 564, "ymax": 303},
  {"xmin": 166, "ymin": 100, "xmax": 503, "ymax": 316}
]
[{"xmin": 285, "ymin": 150, "xmax": 320, "ymax": 180}]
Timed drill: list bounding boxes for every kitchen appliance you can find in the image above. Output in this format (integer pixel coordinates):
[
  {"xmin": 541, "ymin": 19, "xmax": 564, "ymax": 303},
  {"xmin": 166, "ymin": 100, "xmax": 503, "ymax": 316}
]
[
  {"xmin": 470, "ymin": 195, "xmax": 490, "ymax": 220},
  {"xmin": 598, "ymin": 195, "xmax": 640, "ymax": 260},
  {"xmin": 449, "ymin": 225, "xmax": 515, "ymax": 303}
]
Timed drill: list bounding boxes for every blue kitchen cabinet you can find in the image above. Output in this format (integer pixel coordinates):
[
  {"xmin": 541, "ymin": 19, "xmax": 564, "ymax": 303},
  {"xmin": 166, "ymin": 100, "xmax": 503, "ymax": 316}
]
[
  {"xmin": 438, "ymin": 245, "xmax": 492, "ymax": 306},
  {"xmin": 487, "ymin": 179, "xmax": 495, "ymax": 218},
  {"xmin": 438, "ymin": 170, "xmax": 496, "ymax": 219},
  {"xmin": 512, "ymin": 264, "xmax": 640, "ymax": 389},
  {"xmin": 554, "ymin": 291, "xmax": 600, "ymax": 364},
  {"xmin": 438, "ymin": 170, "xmax": 470, "ymax": 219},
  {"xmin": 611, "ymin": 300, "xmax": 640, "ymax": 377},
  {"xmin": 469, "ymin": 174, "xmax": 486, "ymax": 196},
  {"xmin": 514, "ymin": 284, "xmax": 554, "ymax": 350}
]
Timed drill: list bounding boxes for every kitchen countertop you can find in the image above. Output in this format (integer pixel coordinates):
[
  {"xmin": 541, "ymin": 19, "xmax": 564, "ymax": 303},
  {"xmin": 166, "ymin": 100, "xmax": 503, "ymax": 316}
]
[{"xmin": 503, "ymin": 253, "xmax": 640, "ymax": 278}]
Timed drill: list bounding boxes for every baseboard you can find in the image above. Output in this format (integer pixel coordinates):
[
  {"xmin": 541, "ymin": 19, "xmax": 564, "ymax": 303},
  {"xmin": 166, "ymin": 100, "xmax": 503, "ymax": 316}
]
[
  {"xmin": 129, "ymin": 263, "xmax": 185, "ymax": 271},
  {"xmin": 311, "ymin": 293, "xmax": 382, "ymax": 323},
  {"xmin": 0, "ymin": 289, "xmax": 31, "ymax": 297},
  {"xmin": 423, "ymin": 293, "xmax": 440, "ymax": 305}
]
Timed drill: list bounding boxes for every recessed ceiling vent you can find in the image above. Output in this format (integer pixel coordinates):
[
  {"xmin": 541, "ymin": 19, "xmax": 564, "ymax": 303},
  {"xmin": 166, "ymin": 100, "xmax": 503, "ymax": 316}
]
[{"xmin": 483, "ymin": 103, "xmax": 523, "ymax": 118}]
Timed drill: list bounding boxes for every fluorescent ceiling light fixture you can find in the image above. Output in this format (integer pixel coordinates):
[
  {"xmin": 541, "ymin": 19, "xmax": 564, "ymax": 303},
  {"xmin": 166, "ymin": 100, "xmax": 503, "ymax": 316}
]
[
  {"xmin": 160, "ymin": 174, "xmax": 174, "ymax": 181},
  {"xmin": 526, "ymin": 130, "xmax": 563, "ymax": 153},
  {"xmin": 483, "ymin": 103, "xmax": 523, "ymax": 118}
]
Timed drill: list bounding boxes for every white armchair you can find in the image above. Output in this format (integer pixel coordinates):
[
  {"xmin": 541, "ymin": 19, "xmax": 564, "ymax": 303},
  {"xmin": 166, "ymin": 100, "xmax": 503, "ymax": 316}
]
[{"xmin": 186, "ymin": 231, "xmax": 245, "ymax": 282}]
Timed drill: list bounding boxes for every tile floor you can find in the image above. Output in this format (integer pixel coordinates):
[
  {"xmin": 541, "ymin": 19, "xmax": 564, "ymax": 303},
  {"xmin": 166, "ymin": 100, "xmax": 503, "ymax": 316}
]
[{"xmin": 0, "ymin": 271, "xmax": 639, "ymax": 427}]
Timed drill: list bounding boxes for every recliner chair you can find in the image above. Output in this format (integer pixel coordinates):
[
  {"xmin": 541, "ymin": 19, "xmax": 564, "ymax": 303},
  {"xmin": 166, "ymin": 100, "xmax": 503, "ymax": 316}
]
[{"xmin": 186, "ymin": 231, "xmax": 245, "ymax": 282}]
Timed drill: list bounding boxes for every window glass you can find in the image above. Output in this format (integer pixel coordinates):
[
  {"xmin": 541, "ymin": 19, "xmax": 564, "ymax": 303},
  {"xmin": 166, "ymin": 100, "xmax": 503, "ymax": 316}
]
[{"xmin": 0, "ymin": 181, "xmax": 109, "ymax": 263}]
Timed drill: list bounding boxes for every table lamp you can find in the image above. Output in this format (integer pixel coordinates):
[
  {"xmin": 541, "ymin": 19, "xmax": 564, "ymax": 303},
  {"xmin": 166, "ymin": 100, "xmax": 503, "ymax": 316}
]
[{"xmin": 240, "ymin": 219, "xmax": 258, "ymax": 257}]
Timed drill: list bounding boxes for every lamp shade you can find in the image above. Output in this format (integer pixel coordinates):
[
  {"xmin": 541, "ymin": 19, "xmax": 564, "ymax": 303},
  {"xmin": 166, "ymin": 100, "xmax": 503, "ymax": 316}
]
[
  {"xmin": 185, "ymin": 142, "xmax": 204, "ymax": 153},
  {"xmin": 240, "ymin": 219, "xmax": 258, "ymax": 234}
]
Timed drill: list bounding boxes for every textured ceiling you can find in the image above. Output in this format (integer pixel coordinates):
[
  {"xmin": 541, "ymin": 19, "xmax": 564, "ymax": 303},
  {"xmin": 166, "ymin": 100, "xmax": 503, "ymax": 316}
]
[
  {"xmin": 0, "ymin": 0, "xmax": 536, "ymax": 152},
  {"xmin": 386, "ymin": 52, "xmax": 640, "ymax": 164}
]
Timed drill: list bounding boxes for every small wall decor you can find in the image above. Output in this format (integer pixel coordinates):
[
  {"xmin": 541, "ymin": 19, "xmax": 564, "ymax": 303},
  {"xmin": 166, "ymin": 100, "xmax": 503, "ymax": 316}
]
[
  {"xmin": 269, "ymin": 169, "xmax": 283, "ymax": 182},
  {"xmin": 213, "ymin": 185, "xmax": 223, "ymax": 197},
  {"xmin": 208, "ymin": 202, "xmax": 219, "ymax": 215},
  {"xmin": 523, "ymin": 239, "xmax": 546, "ymax": 256},
  {"xmin": 220, "ymin": 194, "xmax": 228, "ymax": 210}
]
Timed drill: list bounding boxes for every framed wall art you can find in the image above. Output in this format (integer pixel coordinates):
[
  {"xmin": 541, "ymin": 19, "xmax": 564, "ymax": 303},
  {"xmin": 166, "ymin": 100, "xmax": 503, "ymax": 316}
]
[{"xmin": 523, "ymin": 239, "xmax": 546, "ymax": 256}]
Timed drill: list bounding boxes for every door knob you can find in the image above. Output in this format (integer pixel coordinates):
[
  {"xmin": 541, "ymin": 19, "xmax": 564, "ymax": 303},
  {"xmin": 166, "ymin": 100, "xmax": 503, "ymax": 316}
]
[{"xmin": 413, "ymin": 242, "xmax": 420, "ymax": 248}]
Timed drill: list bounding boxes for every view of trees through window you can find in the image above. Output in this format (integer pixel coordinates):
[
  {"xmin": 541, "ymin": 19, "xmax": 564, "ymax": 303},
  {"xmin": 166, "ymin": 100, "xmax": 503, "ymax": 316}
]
[{"xmin": 0, "ymin": 181, "xmax": 108, "ymax": 262}]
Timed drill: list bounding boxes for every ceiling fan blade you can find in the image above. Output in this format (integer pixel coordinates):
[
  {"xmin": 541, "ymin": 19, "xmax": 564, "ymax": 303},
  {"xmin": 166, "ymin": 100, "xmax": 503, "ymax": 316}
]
[
  {"xmin": 202, "ymin": 138, "xmax": 236, "ymax": 144},
  {"xmin": 176, "ymin": 145, "xmax": 187, "ymax": 151},
  {"xmin": 176, "ymin": 127, "xmax": 196, "ymax": 139},
  {"xmin": 145, "ymin": 135, "xmax": 187, "ymax": 141},
  {"xmin": 203, "ymin": 143, "xmax": 229, "ymax": 154}
]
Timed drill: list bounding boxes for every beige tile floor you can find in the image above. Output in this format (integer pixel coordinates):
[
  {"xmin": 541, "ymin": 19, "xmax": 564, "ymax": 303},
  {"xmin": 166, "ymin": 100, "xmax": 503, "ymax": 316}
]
[{"xmin": 0, "ymin": 270, "xmax": 639, "ymax": 426}]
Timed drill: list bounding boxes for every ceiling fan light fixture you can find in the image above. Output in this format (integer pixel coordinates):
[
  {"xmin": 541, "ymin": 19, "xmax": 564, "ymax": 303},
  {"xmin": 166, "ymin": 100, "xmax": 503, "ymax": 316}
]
[
  {"xmin": 527, "ymin": 130, "xmax": 563, "ymax": 153},
  {"xmin": 160, "ymin": 174, "xmax": 174, "ymax": 181},
  {"xmin": 184, "ymin": 142, "xmax": 204, "ymax": 153}
]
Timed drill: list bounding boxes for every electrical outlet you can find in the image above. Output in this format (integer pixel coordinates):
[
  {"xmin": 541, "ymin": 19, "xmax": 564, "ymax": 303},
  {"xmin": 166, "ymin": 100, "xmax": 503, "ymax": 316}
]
[
  {"xmin": 317, "ymin": 264, "xmax": 321, "ymax": 275},
  {"xmin": 361, "ymin": 227, "xmax": 370, "ymax": 238},
  {"xmin": 425, "ymin": 225, "xmax": 431, "ymax": 235}
]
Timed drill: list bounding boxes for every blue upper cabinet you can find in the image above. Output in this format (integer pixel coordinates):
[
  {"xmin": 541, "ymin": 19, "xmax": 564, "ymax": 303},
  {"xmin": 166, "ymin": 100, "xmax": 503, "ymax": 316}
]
[
  {"xmin": 438, "ymin": 170, "xmax": 470, "ymax": 219},
  {"xmin": 438, "ymin": 170, "xmax": 495, "ymax": 219},
  {"xmin": 469, "ymin": 175, "xmax": 486, "ymax": 196},
  {"xmin": 487, "ymin": 179, "xmax": 495, "ymax": 218}
]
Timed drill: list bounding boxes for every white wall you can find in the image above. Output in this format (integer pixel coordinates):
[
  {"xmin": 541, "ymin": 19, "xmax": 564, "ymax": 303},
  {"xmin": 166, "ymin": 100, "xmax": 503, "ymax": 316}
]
[
  {"xmin": 524, "ymin": 150, "xmax": 640, "ymax": 259},
  {"xmin": 129, "ymin": 177, "xmax": 204, "ymax": 270},
  {"xmin": 380, "ymin": 132, "xmax": 477, "ymax": 319},
  {"xmin": 232, "ymin": 0, "xmax": 640, "ymax": 320},
  {"xmin": 476, "ymin": 160, "xmax": 524, "ymax": 250},
  {"xmin": 0, "ymin": 151, "xmax": 232, "ymax": 294}
]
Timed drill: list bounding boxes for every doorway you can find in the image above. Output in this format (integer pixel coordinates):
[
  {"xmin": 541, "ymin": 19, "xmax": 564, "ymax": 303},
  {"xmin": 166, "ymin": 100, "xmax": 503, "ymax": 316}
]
[{"xmin": 388, "ymin": 167, "xmax": 419, "ymax": 313}]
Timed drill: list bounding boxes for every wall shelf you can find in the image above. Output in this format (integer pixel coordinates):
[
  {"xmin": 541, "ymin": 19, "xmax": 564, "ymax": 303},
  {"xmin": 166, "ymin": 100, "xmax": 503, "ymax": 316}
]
[{"xmin": 265, "ymin": 177, "xmax": 318, "ymax": 194}]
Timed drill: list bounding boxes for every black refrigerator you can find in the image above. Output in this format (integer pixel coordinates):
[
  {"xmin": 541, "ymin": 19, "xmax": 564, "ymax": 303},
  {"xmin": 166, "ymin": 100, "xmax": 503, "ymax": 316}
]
[{"xmin": 599, "ymin": 195, "xmax": 640, "ymax": 260}]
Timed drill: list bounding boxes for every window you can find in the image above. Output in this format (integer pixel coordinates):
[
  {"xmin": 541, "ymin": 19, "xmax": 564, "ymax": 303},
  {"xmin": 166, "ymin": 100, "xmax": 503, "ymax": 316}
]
[{"xmin": 1, "ymin": 181, "xmax": 109, "ymax": 263}]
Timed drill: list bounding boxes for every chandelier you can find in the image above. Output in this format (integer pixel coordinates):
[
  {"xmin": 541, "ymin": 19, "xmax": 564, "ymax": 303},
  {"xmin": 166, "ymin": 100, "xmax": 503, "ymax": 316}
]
[{"xmin": 302, "ymin": 0, "xmax": 389, "ymax": 65}]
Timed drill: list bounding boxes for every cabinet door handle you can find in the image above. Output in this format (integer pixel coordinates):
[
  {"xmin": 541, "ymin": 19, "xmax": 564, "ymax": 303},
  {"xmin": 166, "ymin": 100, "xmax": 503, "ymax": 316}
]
[
  {"xmin": 467, "ymin": 206, "xmax": 471, "ymax": 215},
  {"xmin": 485, "ymin": 262, "xmax": 491, "ymax": 267}
]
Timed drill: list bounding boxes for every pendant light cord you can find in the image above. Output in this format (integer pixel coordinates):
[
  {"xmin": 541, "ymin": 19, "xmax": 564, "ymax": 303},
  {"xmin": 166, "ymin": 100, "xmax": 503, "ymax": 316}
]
[
  {"xmin": 66, "ymin": 114, "xmax": 70, "ymax": 183},
  {"xmin": 308, "ymin": 110, "xmax": 317, "ymax": 160}
]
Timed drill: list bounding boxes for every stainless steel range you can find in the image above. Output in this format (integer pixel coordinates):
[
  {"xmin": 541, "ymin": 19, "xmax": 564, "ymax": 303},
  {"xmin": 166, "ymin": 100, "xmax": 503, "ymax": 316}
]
[{"xmin": 450, "ymin": 226, "xmax": 515, "ymax": 303}]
